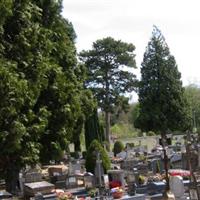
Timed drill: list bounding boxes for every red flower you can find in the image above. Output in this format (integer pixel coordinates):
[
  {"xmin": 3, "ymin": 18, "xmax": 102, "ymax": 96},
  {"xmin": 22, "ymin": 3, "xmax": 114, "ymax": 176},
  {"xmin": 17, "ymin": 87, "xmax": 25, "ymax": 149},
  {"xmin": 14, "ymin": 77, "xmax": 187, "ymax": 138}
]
[{"xmin": 109, "ymin": 180, "xmax": 122, "ymax": 189}]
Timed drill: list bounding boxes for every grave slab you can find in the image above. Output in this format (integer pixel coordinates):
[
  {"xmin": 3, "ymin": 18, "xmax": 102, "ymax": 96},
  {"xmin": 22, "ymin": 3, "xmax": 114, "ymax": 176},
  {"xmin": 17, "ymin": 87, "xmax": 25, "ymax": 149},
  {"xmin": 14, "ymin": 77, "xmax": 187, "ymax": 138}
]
[{"xmin": 24, "ymin": 181, "xmax": 55, "ymax": 197}]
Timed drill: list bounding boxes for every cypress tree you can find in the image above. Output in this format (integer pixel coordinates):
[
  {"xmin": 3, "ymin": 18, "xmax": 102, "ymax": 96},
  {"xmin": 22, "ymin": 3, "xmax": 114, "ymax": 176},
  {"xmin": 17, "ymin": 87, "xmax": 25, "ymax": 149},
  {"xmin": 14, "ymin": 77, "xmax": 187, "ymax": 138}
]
[
  {"xmin": 136, "ymin": 26, "xmax": 191, "ymax": 191},
  {"xmin": 136, "ymin": 26, "xmax": 191, "ymax": 133}
]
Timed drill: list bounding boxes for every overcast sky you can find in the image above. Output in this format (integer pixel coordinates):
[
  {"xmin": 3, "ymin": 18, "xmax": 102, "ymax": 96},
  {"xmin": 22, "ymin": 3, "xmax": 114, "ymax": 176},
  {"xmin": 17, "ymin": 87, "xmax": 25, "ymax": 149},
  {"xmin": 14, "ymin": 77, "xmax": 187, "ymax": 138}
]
[{"xmin": 62, "ymin": 0, "xmax": 200, "ymax": 100}]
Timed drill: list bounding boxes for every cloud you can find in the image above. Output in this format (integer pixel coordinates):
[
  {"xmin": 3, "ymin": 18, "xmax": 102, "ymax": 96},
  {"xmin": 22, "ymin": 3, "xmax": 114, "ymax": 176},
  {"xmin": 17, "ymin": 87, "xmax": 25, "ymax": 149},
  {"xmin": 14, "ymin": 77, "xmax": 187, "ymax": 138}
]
[{"xmin": 62, "ymin": 0, "xmax": 200, "ymax": 86}]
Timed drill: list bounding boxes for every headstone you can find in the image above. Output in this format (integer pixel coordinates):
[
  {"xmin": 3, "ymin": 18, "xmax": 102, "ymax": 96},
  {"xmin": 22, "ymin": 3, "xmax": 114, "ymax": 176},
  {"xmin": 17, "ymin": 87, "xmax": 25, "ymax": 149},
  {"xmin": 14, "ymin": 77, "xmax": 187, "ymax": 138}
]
[
  {"xmin": 19, "ymin": 172, "xmax": 25, "ymax": 195},
  {"xmin": 169, "ymin": 176, "xmax": 184, "ymax": 199},
  {"xmin": 103, "ymin": 174, "xmax": 109, "ymax": 189},
  {"xmin": 107, "ymin": 170, "xmax": 125, "ymax": 189},
  {"xmin": 66, "ymin": 175, "xmax": 77, "ymax": 188},
  {"xmin": 24, "ymin": 172, "xmax": 42, "ymax": 183},
  {"xmin": 84, "ymin": 173, "xmax": 94, "ymax": 189},
  {"xmin": 117, "ymin": 151, "xmax": 127, "ymax": 160},
  {"xmin": 73, "ymin": 161, "xmax": 81, "ymax": 174},
  {"xmin": 127, "ymin": 171, "xmax": 136, "ymax": 196}
]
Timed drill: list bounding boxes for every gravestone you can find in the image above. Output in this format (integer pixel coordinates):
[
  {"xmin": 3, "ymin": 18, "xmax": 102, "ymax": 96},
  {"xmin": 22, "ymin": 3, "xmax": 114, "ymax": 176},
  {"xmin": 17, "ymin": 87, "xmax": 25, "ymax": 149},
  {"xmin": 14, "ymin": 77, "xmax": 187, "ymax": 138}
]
[
  {"xmin": 84, "ymin": 173, "xmax": 94, "ymax": 189},
  {"xmin": 107, "ymin": 170, "xmax": 125, "ymax": 189},
  {"xmin": 48, "ymin": 165, "xmax": 68, "ymax": 189},
  {"xmin": 24, "ymin": 181, "xmax": 55, "ymax": 198},
  {"xmin": 66, "ymin": 175, "xmax": 77, "ymax": 188},
  {"xmin": 169, "ymin": 176, "xmax": 184, "ymax": 199},
  {"xmin": 150, "ymin": 158, "xmax": 163, "ymax": 174},
  {"xmin": 126, "ymin": 171, "xmax": 136, "ymax": 196},
  {"xmin": 20, "ymin": 170, "xmax": 42, "ymax": 196}
]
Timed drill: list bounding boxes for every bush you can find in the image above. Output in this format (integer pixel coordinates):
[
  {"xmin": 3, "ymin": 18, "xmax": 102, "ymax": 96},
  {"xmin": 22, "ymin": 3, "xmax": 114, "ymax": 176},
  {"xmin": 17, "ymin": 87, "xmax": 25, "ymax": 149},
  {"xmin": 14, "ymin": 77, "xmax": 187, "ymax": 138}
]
[
  {"xmin": 126, "ymin": 143, "xmax": 135, "ymax": 148},
  {"xmin": 147, "ymin": 131, "xmax": 156, "ymax": 136},
  {"xmin": 85, "ymin": 139, "xmax": 111, "ymax": 174},
  {"xmin": 113, "ymin": 140, "xmax": 124, "ymax": 156}
]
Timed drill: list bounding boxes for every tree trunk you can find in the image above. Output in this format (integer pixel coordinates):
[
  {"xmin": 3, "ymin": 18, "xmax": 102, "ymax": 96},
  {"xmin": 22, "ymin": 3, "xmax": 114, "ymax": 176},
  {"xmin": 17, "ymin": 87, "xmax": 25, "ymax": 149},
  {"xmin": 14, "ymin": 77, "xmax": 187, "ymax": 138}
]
[
  {"xmin": 163, "ymin": 146, "xmax": 170, "ymax": 191},
  {"xmin": 105, "ymin": 111, "xmax": 110, "ymax": 151},
  {"xmin": 5, "ymin": 163, "xmax": 20, "ymax": 194},
  {"xmin": 161, "ymin": 133, "xmax": 170, "ymax": 193}
]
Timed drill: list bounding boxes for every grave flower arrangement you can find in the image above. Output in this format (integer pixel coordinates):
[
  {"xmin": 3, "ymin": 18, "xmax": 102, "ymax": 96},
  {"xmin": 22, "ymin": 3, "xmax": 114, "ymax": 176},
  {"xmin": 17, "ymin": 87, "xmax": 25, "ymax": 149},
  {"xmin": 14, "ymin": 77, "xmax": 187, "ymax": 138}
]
[
  {"xmin": 111, "ymin": 187, "xmax": 124, "ymax": 199},
  {"xmin": 109, "ymin": 180, "xmax": 122, "ymax": 189},
  {"xmin": 57, "ymin": 192, "xmax": 74, "ymax": 200},
  {"xmin": 52, "ymin": 189, "xmax": 74, "ymax": 200}
]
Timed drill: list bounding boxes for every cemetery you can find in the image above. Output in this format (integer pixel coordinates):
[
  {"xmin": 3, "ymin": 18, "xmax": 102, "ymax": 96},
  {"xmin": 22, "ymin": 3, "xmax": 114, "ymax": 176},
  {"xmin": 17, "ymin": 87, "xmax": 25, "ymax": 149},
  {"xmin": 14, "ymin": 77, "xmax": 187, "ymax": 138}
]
[
  {"xmin": 1, "ymin": 1, "xmax": 200, "ymax": 200},
  {"xmin": 1, "ymin": 133, "xmax": 200, "ymax": 200}
]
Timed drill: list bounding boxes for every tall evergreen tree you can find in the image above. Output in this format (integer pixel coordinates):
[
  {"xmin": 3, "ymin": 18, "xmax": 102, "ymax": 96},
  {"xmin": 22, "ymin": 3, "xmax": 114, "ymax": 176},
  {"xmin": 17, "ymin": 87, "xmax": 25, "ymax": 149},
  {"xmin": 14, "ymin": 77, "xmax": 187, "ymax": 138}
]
[
  {"xmin": 136, "ymin": 26, "xmax": 191, "ymax": 191},
  {"xmin": 80, "ymin": 37, "xmax": 137, "ymax": 149},
  {"xmin": 84, "ymin": 108, "xmax": 104, "ymax": 150},
  {"xmin": 136, "ymin": 26, "xmax": 191, "ymax": 133}
]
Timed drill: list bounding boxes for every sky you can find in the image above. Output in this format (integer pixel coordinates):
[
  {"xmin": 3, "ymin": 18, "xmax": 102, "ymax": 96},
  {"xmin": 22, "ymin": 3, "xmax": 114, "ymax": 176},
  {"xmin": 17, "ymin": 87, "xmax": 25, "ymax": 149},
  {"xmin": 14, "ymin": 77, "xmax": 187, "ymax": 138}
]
[{"xmin": 62, "ymin": 0, "xmax": 200, "ymax": 101}]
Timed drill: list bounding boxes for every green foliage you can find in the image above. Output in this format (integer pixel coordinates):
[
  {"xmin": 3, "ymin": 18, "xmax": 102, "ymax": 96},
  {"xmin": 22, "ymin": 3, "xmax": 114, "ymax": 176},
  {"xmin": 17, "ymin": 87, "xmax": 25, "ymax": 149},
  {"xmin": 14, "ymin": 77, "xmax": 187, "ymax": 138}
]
[
  {"xmin": 84, "ymin": 109, "xmax": 104, "ymax": 150},
  {"xmin": 113, "ymin": 140, "xmax": 124, "ymax": 156},
  {"xmin": 138, "ymin": 175, "xmax": 146, "ymax": 185},
  {"xmin": 111, "ymin": 123, "xmax": 138, "ymax": 138},
  {"xmin": 147, "ymin": 131, "xmax": 156, "ymax": 136},
  {"xmin": 129, "ymin": 103, "xmax": 140, "ymax": 125},
  {"xmin": 126, "ymin": 142, "xmax": 135, "ymax": 148},
  {"xmin": 136, "ymin": 26, "xmax": 191, "ymax": 134},
  {"xmin": 85, "ymin": 140, "xmax": 111, "ymax": 174},
  {"xmin": 70, "ymin": 152, "xmax": 80, "ymax": 159},
  {"xmin": 87, "ymin": 188, "xmax": 98, "ymax": 197},
  {"xmin": 0, "ymin": 0, "xmax": 94, "ymax": 191},
  {"xmin": 184, "ymin": 84, "xmax": 200, "ymax": 131},
  {"xmin": 80, "ymin": 37, "xmax": 137, "ymax": 146},
  {"xmin": 111, "ymin": 96, "xmax": 130, "ymax": 125}
]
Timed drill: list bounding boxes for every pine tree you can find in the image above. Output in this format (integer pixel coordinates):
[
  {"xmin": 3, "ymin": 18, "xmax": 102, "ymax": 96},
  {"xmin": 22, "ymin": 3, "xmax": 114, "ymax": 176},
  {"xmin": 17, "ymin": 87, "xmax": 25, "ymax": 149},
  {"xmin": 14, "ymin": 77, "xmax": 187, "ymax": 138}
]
[{"xmin": 80, "ymin": 37, "xmax": 137, "ymax": 149}]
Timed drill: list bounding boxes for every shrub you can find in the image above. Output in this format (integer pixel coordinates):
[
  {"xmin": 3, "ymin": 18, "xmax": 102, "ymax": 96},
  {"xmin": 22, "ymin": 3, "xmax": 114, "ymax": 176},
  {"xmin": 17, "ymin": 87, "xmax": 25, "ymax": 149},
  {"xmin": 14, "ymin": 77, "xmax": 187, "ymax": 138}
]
[
  {"xmin": 85, "ymin": 140, "xmax": 111, "ymax": 174},
  {"xmin": 126, "ymin": 143, "xmax": 135, "ymax": 148},
  {"xmin": 147, "ymin": 131, "xmax": 156, "ymax": 136},
  {"xmin": 113, "ymin": 140, "xmax": 124, "ymax": 156}
]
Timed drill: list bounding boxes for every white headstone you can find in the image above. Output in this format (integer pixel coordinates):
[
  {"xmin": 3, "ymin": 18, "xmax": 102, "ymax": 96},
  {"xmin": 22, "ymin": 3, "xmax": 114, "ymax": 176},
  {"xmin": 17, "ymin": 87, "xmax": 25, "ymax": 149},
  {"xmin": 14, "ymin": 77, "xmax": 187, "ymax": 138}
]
[{"xmin": 169, "ymin": 176, "xmax": 184, "ymax": 198}]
